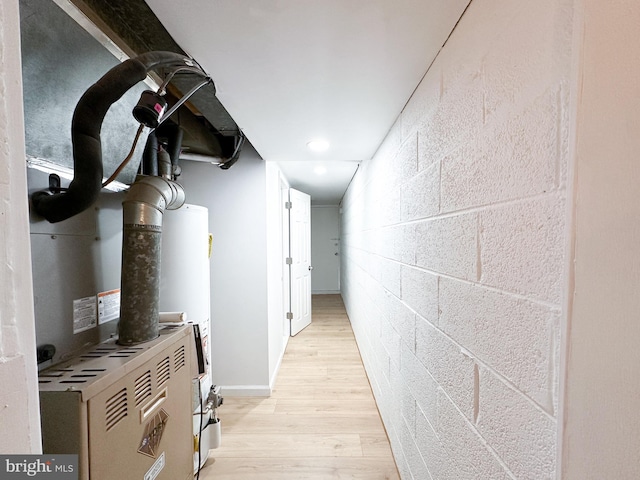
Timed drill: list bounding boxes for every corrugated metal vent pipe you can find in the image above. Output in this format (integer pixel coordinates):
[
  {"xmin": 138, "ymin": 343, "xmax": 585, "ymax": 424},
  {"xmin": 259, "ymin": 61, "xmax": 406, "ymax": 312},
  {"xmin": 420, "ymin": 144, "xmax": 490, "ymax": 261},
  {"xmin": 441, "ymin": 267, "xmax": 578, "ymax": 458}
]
[
  {"xmin": 117, "ymin": 175, "xmax": 185, "ymax": 345},
  {"xmin": 28, "ymin": 50, "xmax": 210, "ymax": 345}
]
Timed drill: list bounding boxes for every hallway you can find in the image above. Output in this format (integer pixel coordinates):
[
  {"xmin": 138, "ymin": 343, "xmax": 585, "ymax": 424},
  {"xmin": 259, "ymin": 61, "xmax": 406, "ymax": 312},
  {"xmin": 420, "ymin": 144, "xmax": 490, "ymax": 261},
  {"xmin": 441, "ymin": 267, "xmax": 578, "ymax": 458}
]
[{"xmin": 200, "ymin": 294, "xmax": 399, "ymax": 479}]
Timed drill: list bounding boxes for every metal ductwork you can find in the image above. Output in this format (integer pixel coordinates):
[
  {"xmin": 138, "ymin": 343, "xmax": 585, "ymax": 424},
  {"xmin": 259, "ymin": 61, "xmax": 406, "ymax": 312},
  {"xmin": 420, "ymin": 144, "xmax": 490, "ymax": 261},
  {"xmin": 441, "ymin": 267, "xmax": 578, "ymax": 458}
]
[
  {"xmin": 69, "ymin": 0, "xmax": 243, "ymax": 154},
  {"xmin": 30, "ymin": 48, "xmax": 241, "ymax": 345},
  {"xmin": 31, "ymin": 51, "xmax": 202, "ymax": 223}
]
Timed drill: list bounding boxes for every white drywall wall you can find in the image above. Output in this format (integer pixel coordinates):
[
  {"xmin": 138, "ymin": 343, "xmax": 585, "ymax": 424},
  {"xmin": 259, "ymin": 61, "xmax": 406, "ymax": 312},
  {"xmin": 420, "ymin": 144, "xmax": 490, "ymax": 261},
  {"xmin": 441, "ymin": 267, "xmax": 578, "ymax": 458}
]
[
  {"xmin": 561, "ymin": 0, "xmax": 640, "ymax": 478},
  {"xmin": 179, "ymin": 146, "xmax": 270, "ymax": 395},
  {"xmin": 0, "ymin": 0, "xmax": 42, "ymax": 453},
  {"xmin": 340, "ymin": 0, "xmax": 574, "ymax": 477}
]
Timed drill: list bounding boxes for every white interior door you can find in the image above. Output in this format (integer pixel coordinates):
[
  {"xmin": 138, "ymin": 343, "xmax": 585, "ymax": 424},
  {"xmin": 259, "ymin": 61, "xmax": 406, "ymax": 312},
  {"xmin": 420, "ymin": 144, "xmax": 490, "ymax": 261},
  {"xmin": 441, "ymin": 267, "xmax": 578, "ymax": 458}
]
[
  {"xmin": 288, "ymin": 188, "xmax": 312, "ymax": 336},
  {"xmin": 310, "ymin": 206, "xmax": 341, "ymax": 293}
]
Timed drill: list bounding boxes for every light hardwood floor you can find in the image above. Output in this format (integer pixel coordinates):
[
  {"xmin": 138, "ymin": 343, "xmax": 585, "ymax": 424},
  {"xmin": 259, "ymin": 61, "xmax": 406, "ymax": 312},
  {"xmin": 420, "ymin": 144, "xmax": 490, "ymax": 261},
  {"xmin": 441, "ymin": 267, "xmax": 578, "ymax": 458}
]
[{"xmin": 199, "ymin": 294, "xmax": 400, "ymax": 479}]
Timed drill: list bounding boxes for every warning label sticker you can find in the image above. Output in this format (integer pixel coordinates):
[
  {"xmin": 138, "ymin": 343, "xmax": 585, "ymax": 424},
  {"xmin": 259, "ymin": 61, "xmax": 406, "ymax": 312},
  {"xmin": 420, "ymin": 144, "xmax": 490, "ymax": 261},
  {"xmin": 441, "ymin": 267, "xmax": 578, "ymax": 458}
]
[
  {"xmin": 97, "ymin": 289, "xmax": 120, "ymax": 325},
  {"xmin": 73, "ymin": 296, "xmax": 97, "ymax": 334}
]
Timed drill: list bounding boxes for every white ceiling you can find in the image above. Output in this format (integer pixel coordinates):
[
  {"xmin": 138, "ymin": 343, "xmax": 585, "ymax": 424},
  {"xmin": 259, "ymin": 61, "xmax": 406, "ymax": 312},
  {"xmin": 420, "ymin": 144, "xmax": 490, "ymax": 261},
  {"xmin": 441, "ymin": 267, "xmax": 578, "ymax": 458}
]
[{"xmin": 144, "ymin": 0, "xmax": 470, "ymax": 205}]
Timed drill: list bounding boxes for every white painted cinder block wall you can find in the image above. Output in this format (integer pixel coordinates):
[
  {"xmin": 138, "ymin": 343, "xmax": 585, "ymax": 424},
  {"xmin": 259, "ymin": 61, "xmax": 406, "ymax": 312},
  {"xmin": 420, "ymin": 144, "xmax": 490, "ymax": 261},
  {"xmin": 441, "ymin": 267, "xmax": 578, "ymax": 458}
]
[
  {"xmin": 341, "ymin": 0, "xmax": 573, "ymax": 478},
  {"xmin": 0, "ymin": 0, "xmax": 41, "ymax": 453}
]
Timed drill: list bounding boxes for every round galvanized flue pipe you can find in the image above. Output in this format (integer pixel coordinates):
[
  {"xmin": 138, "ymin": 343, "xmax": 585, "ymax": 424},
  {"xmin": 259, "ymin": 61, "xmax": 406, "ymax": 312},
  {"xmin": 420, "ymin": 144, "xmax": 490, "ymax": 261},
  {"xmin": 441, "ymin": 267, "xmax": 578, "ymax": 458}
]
[{"xmin": 117, "ymin": 176, "xmax": 185, "ymax": 345}]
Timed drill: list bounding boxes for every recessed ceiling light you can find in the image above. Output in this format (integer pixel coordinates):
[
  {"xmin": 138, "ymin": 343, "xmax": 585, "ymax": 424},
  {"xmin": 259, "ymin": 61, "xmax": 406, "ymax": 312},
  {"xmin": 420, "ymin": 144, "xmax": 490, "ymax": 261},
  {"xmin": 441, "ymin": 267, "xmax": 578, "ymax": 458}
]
[
  {"xmin": 307, "ymin": 139, "xmax": 330, "ymax": 152},
  {"xmin": 313, "ymin": 166, "xmax": 327, "ymax": 175}
]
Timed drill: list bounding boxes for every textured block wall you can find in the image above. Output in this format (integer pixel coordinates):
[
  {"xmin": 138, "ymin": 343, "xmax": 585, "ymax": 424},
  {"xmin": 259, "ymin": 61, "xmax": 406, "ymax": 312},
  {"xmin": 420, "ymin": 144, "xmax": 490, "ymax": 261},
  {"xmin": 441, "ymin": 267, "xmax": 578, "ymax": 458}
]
[
  {"xmin": 0, "ymin": 0, "xmax": 41, "ymax": 452},
  {"xmin": 340, "ymin": 0, "xmax": 574, "ymax": 478}
]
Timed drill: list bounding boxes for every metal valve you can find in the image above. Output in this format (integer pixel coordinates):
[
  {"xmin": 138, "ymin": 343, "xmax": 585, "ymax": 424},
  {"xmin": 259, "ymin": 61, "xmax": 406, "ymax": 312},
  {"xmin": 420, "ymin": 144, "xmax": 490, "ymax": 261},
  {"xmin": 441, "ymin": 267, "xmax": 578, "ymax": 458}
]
[{"xmin": 206, "ymin": 385, "xmax": 223, "ymax": 410}]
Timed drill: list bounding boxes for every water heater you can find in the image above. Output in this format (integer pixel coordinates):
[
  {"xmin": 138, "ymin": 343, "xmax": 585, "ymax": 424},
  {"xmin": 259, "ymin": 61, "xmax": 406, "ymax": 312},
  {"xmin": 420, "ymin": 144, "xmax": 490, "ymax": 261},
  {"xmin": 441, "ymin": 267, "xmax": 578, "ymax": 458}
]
[{"xmin": 159, "ymin": 204, "xmax": 217, "ymax": 468}]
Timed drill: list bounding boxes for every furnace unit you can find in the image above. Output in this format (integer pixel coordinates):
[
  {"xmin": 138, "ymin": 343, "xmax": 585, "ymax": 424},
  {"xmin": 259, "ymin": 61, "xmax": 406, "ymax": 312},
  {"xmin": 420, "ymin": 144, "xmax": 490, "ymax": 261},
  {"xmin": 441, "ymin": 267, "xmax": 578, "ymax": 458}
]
[{"xmin": 38, "ymin": 325, "xmax": 194, "ymax": 480}]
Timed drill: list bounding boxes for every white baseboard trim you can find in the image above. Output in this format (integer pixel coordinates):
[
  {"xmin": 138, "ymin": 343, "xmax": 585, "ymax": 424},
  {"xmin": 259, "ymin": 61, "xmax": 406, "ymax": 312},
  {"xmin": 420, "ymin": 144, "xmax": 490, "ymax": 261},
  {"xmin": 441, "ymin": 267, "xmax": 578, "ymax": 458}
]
[
  {"xmin": 219, "ymin": 385, "xmax": 272, "ymax": 397},
  {"xmin": 269, "ymin": 341, "xmax": 287, "ymax": 390},
  {"xmin": 312, "ymin": 290, "xmax": 341, "ymax": 295}
]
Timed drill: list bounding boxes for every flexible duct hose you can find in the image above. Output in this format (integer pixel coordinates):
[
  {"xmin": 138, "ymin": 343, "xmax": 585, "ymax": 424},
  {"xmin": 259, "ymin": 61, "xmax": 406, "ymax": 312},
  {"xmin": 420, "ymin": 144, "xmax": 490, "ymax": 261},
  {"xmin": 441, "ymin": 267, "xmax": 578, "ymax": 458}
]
[{"xmin": 31, "ymin": 52, "xmax": 202, "ymax": 223}]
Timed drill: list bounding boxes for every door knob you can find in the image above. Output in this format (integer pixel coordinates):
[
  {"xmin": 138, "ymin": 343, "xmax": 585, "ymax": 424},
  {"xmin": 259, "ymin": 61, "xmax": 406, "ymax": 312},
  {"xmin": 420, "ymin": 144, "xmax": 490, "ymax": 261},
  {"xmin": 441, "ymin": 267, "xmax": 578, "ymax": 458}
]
[{"xmin": 308, "ymin": 266, "xmax": 314, "ymax": 271}]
